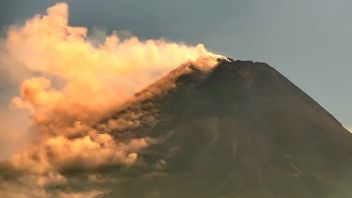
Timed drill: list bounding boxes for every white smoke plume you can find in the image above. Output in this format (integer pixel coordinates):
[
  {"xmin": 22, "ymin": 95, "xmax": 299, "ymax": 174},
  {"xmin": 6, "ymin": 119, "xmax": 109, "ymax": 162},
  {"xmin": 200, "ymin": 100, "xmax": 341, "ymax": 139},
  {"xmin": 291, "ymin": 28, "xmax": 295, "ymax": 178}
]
[{"xmin": 0, "ymin": 2, "xmax": 220, "ymax": 196}]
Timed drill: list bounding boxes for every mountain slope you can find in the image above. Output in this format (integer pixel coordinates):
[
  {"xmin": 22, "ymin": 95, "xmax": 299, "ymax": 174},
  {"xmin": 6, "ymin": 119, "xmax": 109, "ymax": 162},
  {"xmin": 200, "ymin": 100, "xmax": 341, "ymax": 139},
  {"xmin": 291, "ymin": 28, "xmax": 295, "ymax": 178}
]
[{"xmin": 99, "ymin": 60, "xmax": 352, "ymax": 198}]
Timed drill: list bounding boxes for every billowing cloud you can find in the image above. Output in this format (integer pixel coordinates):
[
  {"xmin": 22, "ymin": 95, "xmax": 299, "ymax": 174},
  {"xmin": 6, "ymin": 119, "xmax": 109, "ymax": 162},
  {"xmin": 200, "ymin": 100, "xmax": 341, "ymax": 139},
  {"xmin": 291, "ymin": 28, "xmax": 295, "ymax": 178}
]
[
  {"xmin": 10, "ymin": 132, "xmax": 150, "ymax": 173},
  {"xmin": 0, "ymin": 2, "xmax": 220, "ymax": 196},
  {"xmin": 5, "ymin": 2, "xmax": 217, "ymax": 124}
]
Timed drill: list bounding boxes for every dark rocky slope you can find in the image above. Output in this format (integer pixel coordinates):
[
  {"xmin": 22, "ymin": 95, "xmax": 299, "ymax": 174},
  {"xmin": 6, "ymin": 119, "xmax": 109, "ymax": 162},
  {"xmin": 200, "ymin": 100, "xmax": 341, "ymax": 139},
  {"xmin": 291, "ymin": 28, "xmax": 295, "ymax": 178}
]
[{"xmin": 99, "ymin": 60, "xmax": 352, "ymax": 198}]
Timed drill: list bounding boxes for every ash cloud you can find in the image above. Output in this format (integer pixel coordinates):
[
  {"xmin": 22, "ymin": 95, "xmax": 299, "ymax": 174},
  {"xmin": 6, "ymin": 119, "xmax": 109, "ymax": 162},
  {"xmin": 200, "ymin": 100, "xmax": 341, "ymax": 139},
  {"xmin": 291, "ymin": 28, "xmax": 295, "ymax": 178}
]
[{"xmin": 0, "ymin": 2, "xmax": 220, "ymax": 197}]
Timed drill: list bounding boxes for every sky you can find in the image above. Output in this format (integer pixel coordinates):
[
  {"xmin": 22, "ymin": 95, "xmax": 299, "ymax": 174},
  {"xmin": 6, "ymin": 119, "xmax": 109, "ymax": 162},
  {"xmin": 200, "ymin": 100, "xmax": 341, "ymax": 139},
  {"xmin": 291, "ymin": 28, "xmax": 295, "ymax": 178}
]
[{"xmin": 0, "ymin": 0, "xmax": 351, "ymax": 128}]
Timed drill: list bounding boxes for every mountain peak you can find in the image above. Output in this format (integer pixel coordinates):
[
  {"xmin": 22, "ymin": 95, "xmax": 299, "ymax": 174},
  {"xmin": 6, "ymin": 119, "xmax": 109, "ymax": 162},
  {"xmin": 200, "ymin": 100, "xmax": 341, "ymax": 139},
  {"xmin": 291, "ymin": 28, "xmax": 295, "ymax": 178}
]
[{"xmin": 75, "ymin": 59, "xmax": 352, "ymax": 197}]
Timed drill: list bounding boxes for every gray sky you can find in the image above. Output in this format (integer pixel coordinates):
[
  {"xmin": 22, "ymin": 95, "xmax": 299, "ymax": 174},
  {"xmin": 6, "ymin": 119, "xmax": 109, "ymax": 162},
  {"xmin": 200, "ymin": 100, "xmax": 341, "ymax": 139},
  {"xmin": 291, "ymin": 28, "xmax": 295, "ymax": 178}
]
[{"xmin": 1, "ymin": 0, "xmax": 351, "ymax": 127}]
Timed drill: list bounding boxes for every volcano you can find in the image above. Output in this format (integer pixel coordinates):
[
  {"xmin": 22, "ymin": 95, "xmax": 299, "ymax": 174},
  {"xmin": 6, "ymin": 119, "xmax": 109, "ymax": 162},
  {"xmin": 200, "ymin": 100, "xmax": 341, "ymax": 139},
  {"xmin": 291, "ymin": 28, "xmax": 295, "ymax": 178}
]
[
  {"xmin": 2, "ymin": 58, "xmax": 351, "ymax": 197},
  {"xmin": 92, "ymin": 59, "xmax": 352, "ymax": 197}
]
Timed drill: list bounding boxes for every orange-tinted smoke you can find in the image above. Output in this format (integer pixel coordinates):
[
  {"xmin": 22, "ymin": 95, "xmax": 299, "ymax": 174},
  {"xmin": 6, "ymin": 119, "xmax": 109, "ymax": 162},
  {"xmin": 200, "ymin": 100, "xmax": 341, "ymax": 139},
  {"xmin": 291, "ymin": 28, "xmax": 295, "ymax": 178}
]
[{"xmin": 0, "ymin": 2, "xmax": 220, "ymax": 174}]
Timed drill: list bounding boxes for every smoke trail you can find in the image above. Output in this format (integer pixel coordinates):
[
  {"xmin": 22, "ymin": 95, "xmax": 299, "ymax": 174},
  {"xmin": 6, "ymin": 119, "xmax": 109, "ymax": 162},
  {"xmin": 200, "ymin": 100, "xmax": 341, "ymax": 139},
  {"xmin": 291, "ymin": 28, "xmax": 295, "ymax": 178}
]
[{"xmin": 0, "ymin": 2, "xmax": 220, "ymax": 196}]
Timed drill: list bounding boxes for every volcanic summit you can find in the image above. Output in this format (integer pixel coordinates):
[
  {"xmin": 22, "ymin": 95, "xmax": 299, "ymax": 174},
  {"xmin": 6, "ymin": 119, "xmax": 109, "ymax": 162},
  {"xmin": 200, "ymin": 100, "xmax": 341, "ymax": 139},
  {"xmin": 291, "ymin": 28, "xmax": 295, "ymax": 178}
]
[{"xmin": 91, "ymin": 59, "xmax": 352, "ymax": 197}]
